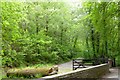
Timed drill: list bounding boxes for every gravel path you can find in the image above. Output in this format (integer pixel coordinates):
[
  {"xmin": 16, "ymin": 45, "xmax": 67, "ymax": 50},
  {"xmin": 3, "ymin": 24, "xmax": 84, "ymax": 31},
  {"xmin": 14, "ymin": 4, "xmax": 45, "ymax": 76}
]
[
  {"xmin": 58, "ymin": 60, "xmax": 91, "ymax": 73},
  {"xmin": 58, "ymin": 61, "xmax": 72, "ymax": 74},
  {"xmin": 102, "ymin": 68, "xmax": 120, "ymax": 80}
]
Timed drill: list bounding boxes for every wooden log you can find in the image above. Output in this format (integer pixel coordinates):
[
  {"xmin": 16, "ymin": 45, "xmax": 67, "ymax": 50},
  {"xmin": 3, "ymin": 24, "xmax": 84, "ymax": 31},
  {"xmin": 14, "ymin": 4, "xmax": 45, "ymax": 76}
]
[{"xmin": 7, "ymin": 65, "xmax": 58, "ymax": 78}]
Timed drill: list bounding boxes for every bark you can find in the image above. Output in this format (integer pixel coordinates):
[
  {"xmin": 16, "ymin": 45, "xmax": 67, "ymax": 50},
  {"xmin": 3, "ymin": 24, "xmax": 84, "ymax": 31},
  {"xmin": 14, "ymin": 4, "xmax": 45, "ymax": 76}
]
[
  {"xmin": 61, "ymin": 28, "xmax": 63, "ymax": 45},
  {"xmin": 102, "ymin": 2, "xmax": 108, "ymax": 56},
  {"xmin": 96, "ymin": 32, "xmax": 100, "ymax": 54},
  {"xmin": 90, "ymin": 26, "xmax": 95, "ymax": 54},
  {"xmin": 73, "ymin": 35, "xmax": 78, "ymax": 48},
  {"xmin": 118, "ymin": 1, "xmax": 120, "ymax": 56},
  {"xmin": 86, "ymin": 35, "xmax": 90, "ymax": 53},
  {"xmin": 60, "ymin": 22, "xmax": 64, "ymax": 45},
  {"xmin": 36, "ymin": 14, "xmax": 39, "ymax": 54},
  {"xmin": 88, "ymin": 4, "xmax": 95, "ymax": 54},
  {"xmin": 45, "ymin": 20, "xmax": 49, "ymax": 36}
]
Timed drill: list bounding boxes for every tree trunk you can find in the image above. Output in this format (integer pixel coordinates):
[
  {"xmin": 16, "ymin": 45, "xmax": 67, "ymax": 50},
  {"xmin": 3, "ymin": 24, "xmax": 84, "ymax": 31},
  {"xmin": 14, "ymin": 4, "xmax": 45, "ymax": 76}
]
[
  {"xmin": 36, "ymin": 14, "xmax": 39, "ymax": 54},
  {"xmin": 86, "ymin": 35, "xmax": 90, "ymax": 53},
  {"xmin": 102, "ymin": 2, "xmax": 108, "ymax": 56},
  {"xmin": 118, "ymin": 1, "xmax": 120, "ymax": 56},
  {"xmin": 96, "ymin": 32, "xmax": 100, "ymax": 54},
  {"xmin": 60, "ymin": 22, "xmax": 64, "ymax": 45},
  {"xmin": 73, "ymin": 35, "xmax": 78, "ymax": 48},
  {"xmin": 45, "ymin": 20, "xmax": 49, "ymax": 36},
  {"xmin": 90, "ymin": 26, "xmax": 95, "ymax": 54}
]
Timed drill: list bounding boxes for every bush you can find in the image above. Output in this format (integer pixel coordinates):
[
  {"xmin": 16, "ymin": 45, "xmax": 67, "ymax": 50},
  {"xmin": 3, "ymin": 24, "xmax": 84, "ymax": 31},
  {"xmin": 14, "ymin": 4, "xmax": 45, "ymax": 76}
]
[
  {"xmin": 2, "ymin": 50, "xmax": 25, "ymax": 67},
  {"xmin": 116, "ymin": 56, "xmax": 120, "ymax": 66}
]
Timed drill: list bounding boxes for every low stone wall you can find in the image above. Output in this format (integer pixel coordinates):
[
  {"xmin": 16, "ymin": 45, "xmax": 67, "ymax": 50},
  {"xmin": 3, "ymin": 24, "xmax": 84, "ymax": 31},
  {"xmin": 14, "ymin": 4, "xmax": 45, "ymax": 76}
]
[{"xmin": 41, "ymin": 64, "xmax": 109, "ymax": 80}]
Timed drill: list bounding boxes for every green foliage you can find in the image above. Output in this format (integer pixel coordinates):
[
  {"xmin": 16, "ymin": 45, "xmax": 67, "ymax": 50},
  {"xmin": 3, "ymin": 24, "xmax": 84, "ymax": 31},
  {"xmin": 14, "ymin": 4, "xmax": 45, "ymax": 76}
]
[
  {"xmin": 1, "ymin": 1, "xmax": 120, "ymax": 79},
  {"xmin": 1, "ymin": 1, "xmax": 79, "ymax": 69},
  {"xmin": 116, "ymin": 55, "xmax": 120, "ymax": 66},
  {"xmin": 82, "ymin": 2, "xmax": 120, "ymax": 66}
]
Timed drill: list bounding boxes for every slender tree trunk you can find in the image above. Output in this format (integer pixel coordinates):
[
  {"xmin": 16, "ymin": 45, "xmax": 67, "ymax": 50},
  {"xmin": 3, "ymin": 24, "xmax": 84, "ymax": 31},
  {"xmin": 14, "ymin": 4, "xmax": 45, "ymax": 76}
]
[
  {"xmin": 87, "ymin": 5, "xmax": 96, "ymax": 56},
  {"xmin": 60, "ymin": 22, "xmax": 64, "ymax": 45},
  {"xmin": 90, "ymin": 26, "xmax": 95, "ymax": 54},
  {"xmin": 36, "ymin": 14, "xmax": 39, "ymax": 54},
  {"xmin": 118, "ymin": 1, "xmax": 120, "ymax": 56},
  {"xmin": 96, "ymin": 32, "xmax": 100, "ymax": 54},
  {"xmin": 73, "ymin": 35, "xmax": 78, "ymax": 48},
  {"xmin": 86, "ymin": 35, "xmax": 91, "ymax": 58},
  {"xmin": 61, "ymin": 28, "xmax": 63, "ymax": 45},
  {"xmin": 36, "ymin": 25, "xmax": 39, "ymax": 35},
  {"xmin": 45, "ymin": 20, "xmax": 48, "ymax": 36},
  {"xmin": 102, "ymin": 2, "xmax": 108, "ymax": 56},
  {"xmin": 86, "ymin": 35, "xmax": 89, "ymax": 53},
  {"xmin": 94, "ymin": 3, "xmax": 100, "ymax": 55}
]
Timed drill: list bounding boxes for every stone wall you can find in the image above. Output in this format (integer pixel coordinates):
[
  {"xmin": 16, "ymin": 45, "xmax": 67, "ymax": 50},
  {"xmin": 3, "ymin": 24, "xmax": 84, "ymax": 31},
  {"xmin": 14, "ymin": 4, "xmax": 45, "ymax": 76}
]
[{"xmin": 41, "ymin": 64, "xmax": 109, "ymax": 80}]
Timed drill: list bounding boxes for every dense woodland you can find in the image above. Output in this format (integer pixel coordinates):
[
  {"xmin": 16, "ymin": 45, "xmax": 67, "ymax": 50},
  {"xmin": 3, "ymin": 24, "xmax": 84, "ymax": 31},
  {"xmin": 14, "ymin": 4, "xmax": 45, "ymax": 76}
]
[{"xmin": 1, "ymin": 1, "xmax": 120, "ymax": 75}]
